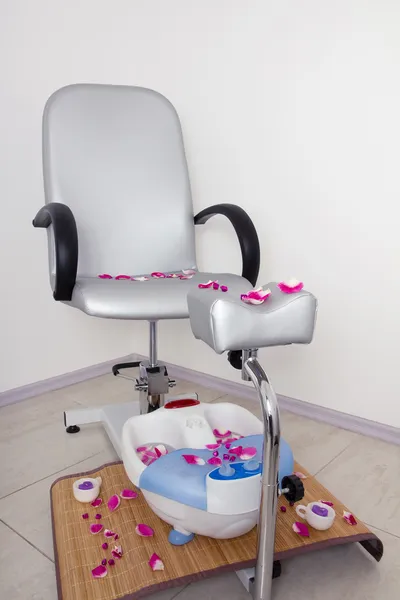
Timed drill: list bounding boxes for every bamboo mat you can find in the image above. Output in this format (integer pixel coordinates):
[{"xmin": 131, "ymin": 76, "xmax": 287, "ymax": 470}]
[{"xmin": 51, "ymin": 461, "xmax": 383, "ymax": 600}]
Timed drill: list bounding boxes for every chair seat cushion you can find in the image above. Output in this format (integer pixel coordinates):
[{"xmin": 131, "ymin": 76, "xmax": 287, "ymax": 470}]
[
  {"xmin": 187, "ymin": 283, "xmax": 317, "ymax": 352},
  {"xmin": 67, "ymin": 272, "xmax": 250, "ymax": 320}
]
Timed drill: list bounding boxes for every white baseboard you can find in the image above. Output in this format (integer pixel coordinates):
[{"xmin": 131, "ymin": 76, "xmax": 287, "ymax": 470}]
[
  {"xmin": 134, "ymin": 354, "xmax": 400, "ymax": 447},
  {"xmin": 0, "ymin": 355, "xmax": 134, "ymax": 409},
  {"xmin": 1, "ymin": 352, "xmax": 399, "ymax": 446}
]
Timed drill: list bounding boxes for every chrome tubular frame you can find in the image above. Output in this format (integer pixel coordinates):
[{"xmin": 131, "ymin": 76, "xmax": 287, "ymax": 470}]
[{"xmin": 244, "ymin": 356, "xmax": 281, "ymax": 600}]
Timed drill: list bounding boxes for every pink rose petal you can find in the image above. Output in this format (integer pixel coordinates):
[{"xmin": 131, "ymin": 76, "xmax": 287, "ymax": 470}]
[
  {"xmin": 320, "ymin": 500, "xmax": 334, "ymax": 507},
  {"xmin": 102, "ymin": 542, "xmax": 108, "ymax": 550},
  {"xmin": 95, "ymin": 513, "xmax": 102, "ymax": 520},
  {"xmin": 182, "ymin": 269, "xmax": 197, "ymax": 275},
  {"xmin": 137, "ymin": 445, "xmax": 151, "ymax": 453},
  {"xmin": 91, "ymin": 498, "xmax": 102, "ymax": 508},
  {"xmin": 228, "ymin": 445, "xmax": 243, "ymax": 456},
  {"xmin": 136, "ymin": 523, "xmax": 154, "ymax": 537},
  {"xmin": 277, "ymin": 279, "xmax": 304, "ymax": 294},
  {"xmin": 90, "ymin": 523, "xmax": 104, "ymax": 535},
  {"xmin": 154, "ymin": 444, "xmax": 167, "ymax": 458},
  {"xmin": 114, "ymin": 534, "xmax": 119, "ymax": 540},
  {"xmin": 151, "ymin": 272, "xmax": 166, "ymax": 278},
  {"xmin": 220, "ymin": 285, "xmax": 228, "ymax": 292},
  {"xmin": 343, "ymin": 511, "xmax": 357, "ymax": 525},
  {"xmin": 166, "ymin": 273, "xmax": 180, "ymax": 278},
  {"xmin": 213, "ymin": 428, "xmax": 231, "ymax": 438},
  {"xmin": 82, "ymin": 513, "xmax": 89, "ymax": 519},
  {"xmin": 179, "ymin": 274, "xmax": 193, "ymax": 280},
  {"xmin": 213, "ymin": 282, "xmax": 220, "ymax": 290},
  {"xmin": 198, "ymin": 280, "xmax": 215, "ymax": 289},
  {"xmin": 92, "ymin": 564, "xmax": 108, "ymax": 578},
  {"xmin": 104, "ymin": 529, "xmax": 116, "ymax": 538},
  {"xmin": 240, "ymin": 447, "xmax": 257, "ymax": 460},
  {"xmin": 241, "ymin": 287, "xmax": 272, "ymax": 305},
  {"xmin": 107, "ymin": 495, "xmax": 121, "ymax": 512},
  {"xmin": 98, "ymin": 274, "xmax": 113, "ymax": 279},
  {"xmin": 108, "ymin": 559, "xmax": 115, "ymax": 566},
  {"xmin": 207, "ymin": 457, "xmax": 222, "ymax": 466},
  {"xmin": 149, "ymin": 553, "xmax": 164, "ymax": 571},
  {"xmin": 292, "ymin": 521, "xmax": 310, "ymax": 537},
  {"xmin": 115, "ymin": 274, "xmax": 131, "ymax": 280},
  {"xmin": 182, "ymin": 454, "xmax": 205, "ymax": 466},
  {"xmin": 111, "ymin": 545, "xmax": 123, "ymax": 559},
  {"xmin": 205, "ymin": 443, "xmax": 221, "ymax": 450},
  {"xmin": 143, "ymin": 450, "xmax": 157, "ymax": 459},
  {"xmin": 120, "ymin": 489, "xmax": 138, "ymax": 499},
  {"xmin": 294, "ymin": 471, "xmax": 308, "ymax": 480}
]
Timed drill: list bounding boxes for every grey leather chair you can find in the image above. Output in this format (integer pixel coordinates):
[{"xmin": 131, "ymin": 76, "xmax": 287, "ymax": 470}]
[{"xmin": 33, "ymin": 84, "xmax": 260, "ymax": 451}]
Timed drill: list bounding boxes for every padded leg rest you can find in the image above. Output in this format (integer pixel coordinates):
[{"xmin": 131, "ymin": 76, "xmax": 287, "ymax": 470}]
[{"xmin": 187, "ymin": 283, "xmax": 317, "ymax": 353}]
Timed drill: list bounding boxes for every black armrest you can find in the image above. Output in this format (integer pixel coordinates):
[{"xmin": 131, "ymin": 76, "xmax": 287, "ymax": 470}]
[
  {"xmin": 194, "ymin": 203, "xmax": 260, "ymax": 286},
  {"xmin": 32, "ymin": 202, "xmax": 78, "ymax": 301}
]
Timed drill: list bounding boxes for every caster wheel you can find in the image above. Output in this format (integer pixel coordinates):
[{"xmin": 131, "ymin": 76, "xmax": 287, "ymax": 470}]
[
  {"xmin": 66, "ymin": 425, "xmax": 80, "ymax": 434},
  {"xmin": 272, "ymin": 560, "xmax": 282, "ymax": 579},
  {"xmin": 281, "ymin": 474, "xmax": 304, "ymax": 503},
  {"xmin": 227, "ymin": 350, "xmax": 242, "ymax": 370}
]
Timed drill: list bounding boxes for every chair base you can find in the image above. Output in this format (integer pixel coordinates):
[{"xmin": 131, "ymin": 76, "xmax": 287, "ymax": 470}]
[
  {"xmin": 63, "ymin": 393, "xmax": 198, "ymax": 458},
  {"xmin": 64, "ymin": 401, "xmax": 141, "ymax": 457},
  {"xmin": 66, "ymin": 425, "xmax": 80, "ymax": 434}
]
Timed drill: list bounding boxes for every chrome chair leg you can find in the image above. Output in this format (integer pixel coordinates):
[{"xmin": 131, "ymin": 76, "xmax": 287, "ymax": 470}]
[{"xmin": 244, "ymin": 357, "xmax": 281, "ymax": 600}]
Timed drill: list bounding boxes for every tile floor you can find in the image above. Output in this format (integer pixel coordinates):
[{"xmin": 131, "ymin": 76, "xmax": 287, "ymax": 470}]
[{"xmin": 0, "ymin": 375, "xmax": 399, "ymax": 599}]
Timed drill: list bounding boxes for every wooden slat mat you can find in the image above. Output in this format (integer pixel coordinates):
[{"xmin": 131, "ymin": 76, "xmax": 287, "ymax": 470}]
[{"xmin": 51, "ymin": 462, "xmax": 383, "ymax": 600}]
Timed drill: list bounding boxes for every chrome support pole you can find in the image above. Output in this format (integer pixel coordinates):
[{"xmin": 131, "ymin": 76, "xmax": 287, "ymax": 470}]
[
  {"xmin": 149, "ymin": 321, "xmax": 157, "ymax": 367},
  {"xmin": 244, "ymin": 357, "xmax": 281, "ymax": 600},
  {"xmin": 136, "ymin": 321, "xmax": 175, "ymax": 414},
  {"xmin": 241, "ymin": 349, "xmax": 258, "ymax": 382}
]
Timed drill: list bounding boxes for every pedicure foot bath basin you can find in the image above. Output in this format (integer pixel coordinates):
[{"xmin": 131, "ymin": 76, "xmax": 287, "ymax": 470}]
[{"xmin": 121, "ymin": 400, "xmax": 295, "ymax": 544}]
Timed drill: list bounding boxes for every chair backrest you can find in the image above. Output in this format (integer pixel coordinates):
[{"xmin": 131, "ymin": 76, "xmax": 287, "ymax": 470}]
[{"xmin": 43, "ymin": 84, "xmax": 196, "ymax": 278}]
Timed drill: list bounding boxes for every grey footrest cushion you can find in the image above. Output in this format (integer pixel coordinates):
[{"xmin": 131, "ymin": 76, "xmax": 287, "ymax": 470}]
[{"xmin": 187, "ymin": 283, "xmax": 317, "ymax": 353}]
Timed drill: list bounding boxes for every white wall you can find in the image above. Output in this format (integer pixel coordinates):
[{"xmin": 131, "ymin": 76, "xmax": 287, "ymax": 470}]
[{"xmin": 1, "ymin": 1, "xmax": 399, "ymax": 427}]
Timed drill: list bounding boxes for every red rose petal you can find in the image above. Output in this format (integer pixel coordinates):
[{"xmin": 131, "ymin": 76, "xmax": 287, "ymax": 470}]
[
  {"xmin": 292, "ymin": 521, "xmax": 310, "ymax": 536},
  {"xmin": 92, "ymin": 564, "xmax": 107, "ymax": 578},
  {"xmin": 343, "ymin": 511, "xmax": 357, "ymax": 525},
  {"xmin": 149, "ymin": 553, "xmax": 164, "ymax": 571},
  {"xmin": 120, "ymin": 489, "xmax": 138, "ymax": 499},
  {"xmin": 89, "ymin": 523, "xmax": 103, "ymax": 535},
  {"xmin": 136, "ymin": 524, "xmax": 154, "ymax": 537},
  {"xmin": 107, "ymin": 495, "xmax": 121, "ymax": 512},
  {"xmin": 182, "ymin": 454, "xmax": 205, "ymax": 466}
]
